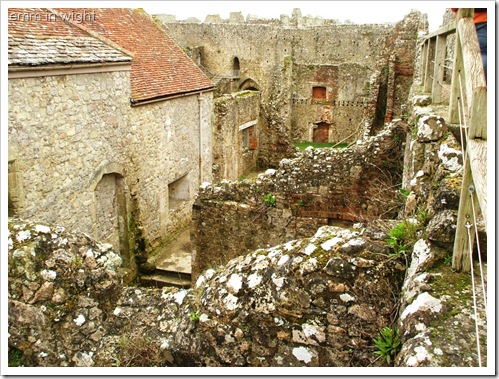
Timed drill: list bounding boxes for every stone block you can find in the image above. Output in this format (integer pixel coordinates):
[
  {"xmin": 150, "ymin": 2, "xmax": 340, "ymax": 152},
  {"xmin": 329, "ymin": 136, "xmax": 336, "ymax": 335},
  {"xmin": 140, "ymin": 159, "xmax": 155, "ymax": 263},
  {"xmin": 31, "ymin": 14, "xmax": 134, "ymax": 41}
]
[{"xmin": 417, "ymin": 115, "xmax": 447, "ymax": 142}]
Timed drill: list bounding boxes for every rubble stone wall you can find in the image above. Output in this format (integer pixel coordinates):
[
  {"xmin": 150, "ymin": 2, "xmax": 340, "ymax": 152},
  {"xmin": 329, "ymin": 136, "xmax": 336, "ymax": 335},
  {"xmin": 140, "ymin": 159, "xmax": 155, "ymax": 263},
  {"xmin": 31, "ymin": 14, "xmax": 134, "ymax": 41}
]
[
  {"xmin": 8, "ymin": 71, "xmax": 131, "ymax": 239},
  {"xmin": 290, "ymin": 63, "xmax": 370, "ymax": 142},
  {"xmin": 127, "ymin": 92, "xmax": 213, "ymax": 253},
  {"xmin": 191, "ymin": 122, "xmax": 406, "ymax": 279}
]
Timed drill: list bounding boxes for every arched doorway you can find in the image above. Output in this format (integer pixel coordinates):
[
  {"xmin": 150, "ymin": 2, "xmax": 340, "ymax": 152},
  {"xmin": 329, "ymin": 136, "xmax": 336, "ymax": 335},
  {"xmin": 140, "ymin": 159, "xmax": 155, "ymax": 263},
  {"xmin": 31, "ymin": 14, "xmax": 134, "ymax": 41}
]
[
  {"xmin": 238, "ymin": 78, "xmax": 260, "ymax": 92},
  {"xmin": 94, "ymin": 172, "xmax": 130, "ymax": 267}
]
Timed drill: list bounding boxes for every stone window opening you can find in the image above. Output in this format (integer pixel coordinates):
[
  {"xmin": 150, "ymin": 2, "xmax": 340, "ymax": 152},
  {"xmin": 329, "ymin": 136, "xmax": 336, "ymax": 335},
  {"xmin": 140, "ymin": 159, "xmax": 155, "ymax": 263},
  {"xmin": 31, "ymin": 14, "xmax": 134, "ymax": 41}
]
[
  {"xmin": 312, "ymin": 86, "xmax": 327, "ymax": 100},
  {"xmin": 169, "ymin": 174, "xmax": 191, "ymax": 211},
  {"xmin": 239, "ymin": 119, "xmax": 258, "ymax": 151},
  {"xmin": 242, "ymin": 126, "xmax": 258, "ymax": 151},
  {"xmin": 233, "ymin": 57, "xmax": 240, "ymax": 78}
]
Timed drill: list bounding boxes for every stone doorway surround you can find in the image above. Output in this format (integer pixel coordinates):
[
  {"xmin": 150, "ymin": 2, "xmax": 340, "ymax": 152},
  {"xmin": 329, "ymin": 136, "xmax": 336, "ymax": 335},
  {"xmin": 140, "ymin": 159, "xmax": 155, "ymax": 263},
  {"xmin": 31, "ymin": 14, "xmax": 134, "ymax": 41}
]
[{"xmin": 89, "ymin": 162, "xmax": 130, "ymax": 268}]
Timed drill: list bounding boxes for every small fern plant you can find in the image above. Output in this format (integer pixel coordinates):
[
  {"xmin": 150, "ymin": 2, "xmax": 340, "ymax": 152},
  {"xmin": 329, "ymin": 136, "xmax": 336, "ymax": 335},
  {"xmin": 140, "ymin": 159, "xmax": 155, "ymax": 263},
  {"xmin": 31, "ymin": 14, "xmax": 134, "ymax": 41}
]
[
  {"xmin": 385, "ymin": 223, "xmax": 409, "ymax": 258},
  {"xmin": 262, "ymin": 193, "xmax": 276, "ymax": 207},
  {"xmin": 373, "ymin": 326, "xmax": 401, "ymax": 365}
]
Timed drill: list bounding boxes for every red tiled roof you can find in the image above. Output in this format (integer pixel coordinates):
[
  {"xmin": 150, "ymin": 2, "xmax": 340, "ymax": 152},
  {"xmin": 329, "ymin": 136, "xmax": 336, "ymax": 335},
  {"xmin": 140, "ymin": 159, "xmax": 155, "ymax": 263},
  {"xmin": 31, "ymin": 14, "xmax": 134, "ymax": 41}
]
[
  {"xmin": 56, "ymin": 8, "xmax": 214, "ymax": 102},
  {"xmin": 8, "ymin": 8, "xmax": 132, "ymax": 65}
]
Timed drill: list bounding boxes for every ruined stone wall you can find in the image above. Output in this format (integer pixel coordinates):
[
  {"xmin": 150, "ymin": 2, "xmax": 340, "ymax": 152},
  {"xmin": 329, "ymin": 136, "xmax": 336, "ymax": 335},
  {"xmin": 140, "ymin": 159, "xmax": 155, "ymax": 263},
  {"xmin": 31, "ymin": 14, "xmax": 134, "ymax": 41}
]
[
  {"xmin": 386, "ymin": 13, "xmax": 425, "ymax": 121},
  {"xmin": 291, "ymin": 63, "xmax": 370, "ymax": 142},
  {"xmin": 161, "ymin": 12, "xmax": 422, "ymax": 166},
  {"xmin": 6, "ymin": 219, "xmax": 405, "ymax": 367},
  {"xmin": 191, "ymin": 122, "xmax": 406, "ymax": 279},
  {"xmin": 212, "ymin": 91, "xmax": 260, "ymax": 182}
]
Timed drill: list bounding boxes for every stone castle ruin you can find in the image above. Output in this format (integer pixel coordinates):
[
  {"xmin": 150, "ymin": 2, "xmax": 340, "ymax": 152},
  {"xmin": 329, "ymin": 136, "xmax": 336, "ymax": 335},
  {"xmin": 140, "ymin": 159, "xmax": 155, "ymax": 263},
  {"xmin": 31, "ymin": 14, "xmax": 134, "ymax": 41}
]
[
  {"xmin": 158, "ymin": 8, "xmax": 423, "ymax": 178},
  {"xmin": 154, "ymin": 8, "xmax": 425, "ymax": 279},
  {"xmin": 7, "ymin": 7, "xmax": 488, "ymax": 369}
]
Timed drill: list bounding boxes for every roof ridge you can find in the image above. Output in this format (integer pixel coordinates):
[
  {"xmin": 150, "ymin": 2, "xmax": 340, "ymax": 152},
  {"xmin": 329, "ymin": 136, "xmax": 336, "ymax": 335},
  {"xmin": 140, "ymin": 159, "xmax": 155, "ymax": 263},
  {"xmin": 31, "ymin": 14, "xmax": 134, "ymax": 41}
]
[{"xmin": 48, "ymin": 8, "xmax": 135, "ymax": 59}]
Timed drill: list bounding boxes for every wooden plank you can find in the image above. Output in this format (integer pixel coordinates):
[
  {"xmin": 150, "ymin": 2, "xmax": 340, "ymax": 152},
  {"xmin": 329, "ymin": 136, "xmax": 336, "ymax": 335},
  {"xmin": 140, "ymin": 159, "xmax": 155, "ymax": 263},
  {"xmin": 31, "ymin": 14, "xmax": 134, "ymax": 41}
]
[
  {"xmin": 452, "ymin": 157, "xmax": 474, "ymax": 272},
  {"xmin": 450, "ymin": 8, "xmax": 487, "ymax": 273},
  {"xmin": 431, "ymin": 34, "xmax": 447, "ymax": 103},
  {"xmin": 420, "ymin": 41, "xmax": 429, "ymax": 86},
  {"xmin": 448, "ymin": 35, "xmax": 463, "ymax": 123},
  {"xmin": 458, "ymin": 8, "xmax": 474, "ymax": 19},
  {"xmin": 467, "ymin": 139, "xmax": 487, "ymax": 226},
  {"xmin": 421, "ymin": 20, "xmax": 456, "ymax": 40},
  {"xmin": 469, "ymin": 86, "xmax": 487, "ymax": 140},
  {"xmin": 423, "ymin": 38, "xmax": 435, "ymax": 92},
  {"xmin": 448, "ymin": 9, "xmax": 476, "ymax": 123},
  {"xmin": 457, "ymin": 18, "xmax": 487, "ymax": 106}
]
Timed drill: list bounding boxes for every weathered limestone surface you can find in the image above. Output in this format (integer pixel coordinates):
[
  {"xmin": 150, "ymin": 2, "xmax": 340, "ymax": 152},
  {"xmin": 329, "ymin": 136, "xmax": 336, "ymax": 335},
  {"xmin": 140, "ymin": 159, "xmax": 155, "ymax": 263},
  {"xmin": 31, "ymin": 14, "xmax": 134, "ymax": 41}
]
[
  {"xmin": 166, "ymin": 225, "xmax": 406, "ymax": 367},
  {"xmin": 8, "ymin": 219, "xmax": 406, "ymax": 367},
  {"xmin": 394, "ymin": 99, "xmax": 487, "ymax": 367},
  {"xmin": 7, "ymin": 216, "xmax": 486, "ymax": 367},
  {"xmin": 396, "ymin": 238, "xmax": 487, "ymax": 367},
  {"xmin": 8, "ymin": 220, "xmax": 123, "ymax": 367}
]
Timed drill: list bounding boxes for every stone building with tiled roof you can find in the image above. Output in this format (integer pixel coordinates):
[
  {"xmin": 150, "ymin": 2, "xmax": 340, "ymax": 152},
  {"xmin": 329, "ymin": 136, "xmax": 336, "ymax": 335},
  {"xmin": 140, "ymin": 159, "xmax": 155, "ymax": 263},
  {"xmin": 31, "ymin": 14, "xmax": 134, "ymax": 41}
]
[{"xmin": 8, "ymin": 8, "xmax": 214, "ymax": 281}]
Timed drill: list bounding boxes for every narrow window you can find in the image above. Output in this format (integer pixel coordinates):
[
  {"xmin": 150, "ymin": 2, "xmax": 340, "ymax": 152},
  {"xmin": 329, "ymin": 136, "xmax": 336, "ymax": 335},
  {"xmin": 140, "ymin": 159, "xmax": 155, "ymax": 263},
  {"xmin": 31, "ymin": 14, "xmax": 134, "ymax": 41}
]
[
  {"xmin": 239, "ymin": 119, "xmax": 258, "ymax": 151},
  {"xmin": 233, "ymin": 57, "xmax": 240, "ymax": 78},
  {"xmin": 242, "ymin": 125, "xmax": 257, "ymax": 150}
]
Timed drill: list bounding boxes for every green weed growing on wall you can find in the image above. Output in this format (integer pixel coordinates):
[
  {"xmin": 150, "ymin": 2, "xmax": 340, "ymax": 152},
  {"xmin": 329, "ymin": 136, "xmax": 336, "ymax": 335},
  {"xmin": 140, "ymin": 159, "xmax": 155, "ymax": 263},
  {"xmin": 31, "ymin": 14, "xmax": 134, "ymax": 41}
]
[
  {"xmin": 374, "ymin": 326, "xmax": 401, "ymax": 365},
  {"xmin": 262, "ymin": 193, "xmax": 276, "ymax": 207}
]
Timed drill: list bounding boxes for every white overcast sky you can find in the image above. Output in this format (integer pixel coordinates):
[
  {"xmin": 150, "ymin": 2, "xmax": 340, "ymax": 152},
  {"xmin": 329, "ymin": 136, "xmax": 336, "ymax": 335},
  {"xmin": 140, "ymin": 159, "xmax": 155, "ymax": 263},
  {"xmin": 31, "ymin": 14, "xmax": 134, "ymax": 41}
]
[
  {"xmin": 2, "ymin": 1, "xmax": 493, "ymax": 31},
  {"xmin": 138, "ymin": 1, "xmax": 471, "ymax": 32}
]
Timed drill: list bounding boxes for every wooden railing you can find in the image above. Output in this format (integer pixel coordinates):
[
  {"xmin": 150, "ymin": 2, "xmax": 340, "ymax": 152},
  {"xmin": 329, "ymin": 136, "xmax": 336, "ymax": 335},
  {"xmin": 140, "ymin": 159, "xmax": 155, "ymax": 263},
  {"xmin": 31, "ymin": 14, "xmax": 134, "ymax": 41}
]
[{"xmin": 420, "ymin": 9, "xmax": 487, "ymax": 272}]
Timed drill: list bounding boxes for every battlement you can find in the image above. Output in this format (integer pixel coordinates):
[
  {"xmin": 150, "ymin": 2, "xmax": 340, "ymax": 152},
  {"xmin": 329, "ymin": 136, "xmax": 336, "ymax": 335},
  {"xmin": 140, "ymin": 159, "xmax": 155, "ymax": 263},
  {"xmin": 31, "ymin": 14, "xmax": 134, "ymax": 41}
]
[{"xmin": 153, "ymin": 7, "xmax": 396, "ymax": 28}]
